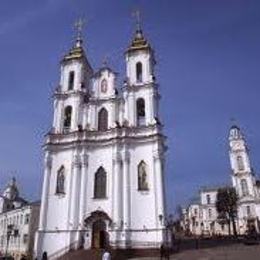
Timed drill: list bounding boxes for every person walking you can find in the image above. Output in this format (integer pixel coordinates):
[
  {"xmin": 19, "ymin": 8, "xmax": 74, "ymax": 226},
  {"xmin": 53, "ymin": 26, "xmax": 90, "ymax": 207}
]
[{"xmin": 102, "ymin": 248, "xmax": 111, "ymax": 260}]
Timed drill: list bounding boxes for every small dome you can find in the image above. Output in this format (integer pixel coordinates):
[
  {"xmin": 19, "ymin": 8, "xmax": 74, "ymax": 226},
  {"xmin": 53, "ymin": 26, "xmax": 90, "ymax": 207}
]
[{"xmin": 3, "ymin": 177, "xmax": 19, "ymax": 200}]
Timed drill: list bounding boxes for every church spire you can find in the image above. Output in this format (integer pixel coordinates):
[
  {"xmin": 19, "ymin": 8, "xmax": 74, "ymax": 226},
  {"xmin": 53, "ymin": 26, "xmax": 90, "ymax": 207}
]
[
  {"xmin": 127, "ymin": 10, "xmax": 151, "ymax": 53},
  {"xmin": 62, "ymin": 18, "xmax": 87, "ymax": 63}
]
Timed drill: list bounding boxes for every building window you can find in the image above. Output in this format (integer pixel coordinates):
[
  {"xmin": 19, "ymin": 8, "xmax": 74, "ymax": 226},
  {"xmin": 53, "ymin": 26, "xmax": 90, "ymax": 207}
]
[
  {"xmin": 138, "ymin": 161, "xmax": 148, "ymax": 191},
  {"xmin": 68, "ymin": 71, "xmax": 75, "ymax": 90},
  {"xmin": 246, "ymin": 205, "xmax": 251, "ymax": 216},
  {"xmin": 63, "ymin": 106, "xmax": 72, "ymax": 129},
  {"xmin": 136, "ymin": 62, "xmax": 143, "ymax": 82},
  {"xmin": 24, "ymin": 214, "xmax": 30, "ymax": 224},
  {"xmin": 136, "ymin": 98, "xmax": 145, "ymax": 126},
  {"xmin": 206, "ymin": 194, "xmax": 211, "ymax": 204},
  {"xmin": 94, "ymin": 167, "xmax": 107, "ymax": 199},
  {"xmin": 241, "ymin": 179, "xmax": 249, "ymax": 196},
  {"xmin": 101, "ymin": 79, "xmax": 108, "ymax": 93},
  {"xmin": 237, "ymin": 156, "xmax": 245, "ymax": 171},
  {"xmin": 56, "ymin": 166, "xmax": 65, "ymax": 194},
  {"xmin": 98, "ymin": 108, "xmax": 108, "ymax": 131},
  {"xmin": 208, "ymin": 208, "xmax": 212, "ymax": 219},
  {"xmin": 194, "ymin": 209, "xmax": 198, "ymax": 215},
  {"xmin": 23, "ymin": 234, "xmax": 28, "ymax": 244}
]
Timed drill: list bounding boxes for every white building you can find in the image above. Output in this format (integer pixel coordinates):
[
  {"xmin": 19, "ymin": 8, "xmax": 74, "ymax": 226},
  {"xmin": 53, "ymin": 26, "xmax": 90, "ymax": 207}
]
[
  {"xmin": 0, "ymin": 178, "xmax": 40, "ymax": 259},
  {"xmin": 182, "ymin": 125, "xmax": 260, "ymax": 236},
  {"xmin": 35, "ymin": 23, "xmax": 167, "ymax": 259}
]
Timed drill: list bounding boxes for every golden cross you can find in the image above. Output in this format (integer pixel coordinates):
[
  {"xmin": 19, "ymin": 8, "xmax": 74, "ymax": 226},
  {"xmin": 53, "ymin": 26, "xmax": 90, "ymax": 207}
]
[
  {"xmin": 132, "ymin": 9, "xmax": 141, "ymax": 30},
  {"xmin": 74, "ymin": 18, "xmax": 85, "ymax": 39}
]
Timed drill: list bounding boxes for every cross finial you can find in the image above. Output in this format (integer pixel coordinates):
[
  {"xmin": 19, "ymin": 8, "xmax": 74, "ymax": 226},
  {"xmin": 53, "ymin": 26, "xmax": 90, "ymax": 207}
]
[
  {"xmin": 74, "ymin": 18, "xmax": 85, "ymax": 44},
  {"xmin": 132, "ymin": 9, "xmax": 141, "ymax": 31},
  {"xmin": 102, "ymin": 54, "xmax": 109, "ymax": 67}
]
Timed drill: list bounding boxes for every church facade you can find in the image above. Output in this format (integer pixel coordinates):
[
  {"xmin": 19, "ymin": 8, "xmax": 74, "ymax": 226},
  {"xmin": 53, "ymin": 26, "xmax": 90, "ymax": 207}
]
[
  {"xmin": 35, "ymin": 24, "xmax": 167, "ymax": 258},
  {"xmin": 182, "ymin": 126, "xmax": 260, "ymax": 236}
]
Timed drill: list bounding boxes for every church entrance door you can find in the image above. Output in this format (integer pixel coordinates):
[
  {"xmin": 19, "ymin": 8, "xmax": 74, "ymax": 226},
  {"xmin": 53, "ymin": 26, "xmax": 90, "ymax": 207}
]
[{"xmin": 92, "ymin": 220, "xmax": 108, "ymax": 249}]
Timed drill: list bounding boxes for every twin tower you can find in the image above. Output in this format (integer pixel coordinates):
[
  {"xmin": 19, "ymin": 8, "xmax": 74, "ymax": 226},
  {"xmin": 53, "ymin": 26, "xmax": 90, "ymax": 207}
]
[{"xmin": 35, "ymin": 24, "xmax": 167, "ymax": 258}]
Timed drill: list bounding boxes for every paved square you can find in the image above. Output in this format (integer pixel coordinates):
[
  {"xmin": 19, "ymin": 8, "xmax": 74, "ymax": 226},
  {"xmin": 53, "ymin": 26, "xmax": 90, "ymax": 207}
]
[{"xmin": 130, "ymin": 244, "xmax": 260, "ymax": 260}]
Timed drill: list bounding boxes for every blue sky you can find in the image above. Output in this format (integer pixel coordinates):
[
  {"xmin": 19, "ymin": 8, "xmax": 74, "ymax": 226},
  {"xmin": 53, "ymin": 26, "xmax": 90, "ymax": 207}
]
[{"xmin": 0, "ymin": 0, "xmax": 260, "ymax": 214}]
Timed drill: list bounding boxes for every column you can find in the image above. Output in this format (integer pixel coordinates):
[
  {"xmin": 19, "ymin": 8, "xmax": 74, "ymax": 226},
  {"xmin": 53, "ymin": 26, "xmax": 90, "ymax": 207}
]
[
  {"xmin": 148, "ymin": 90, "xmax": 155, "ymax": 125},
  {"xmin": 128, "ymin": 93, "xmax": 135, "ymax": 126},
  {"xmin": 79, "ymin": 154, "xmax": 88, "ymax": 226},
  {"xmin": 69, "ymin": 154, "xmax": 81, "ymax": 229},
  {"xmin": 38, "ymin": 152, "xmax": 52, "ymax": 230},
  {"xmin": 123, "ymin": 151, "xmax": 130, "ymax": 229},
  {"xmin": 153, "ymin": 151, "xmax": 165, "ymax": 227},
  {"xmin": 112, "ymin": 153, "xmax": 122, "ymax": 227}
]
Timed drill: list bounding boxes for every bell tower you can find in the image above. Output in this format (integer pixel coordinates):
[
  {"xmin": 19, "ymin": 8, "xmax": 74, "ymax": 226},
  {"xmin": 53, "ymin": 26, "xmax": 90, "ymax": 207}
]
[
  {"xmin": 229, "ymin": 125, "xmax": 256, "ymax": 198},
  {"xmin": 52, "ymin": 19, "xmax": 93, "ymax": 133},
  {"xmin": 124, "ymin": 13, "xmax": 159, "ymax": 127}
]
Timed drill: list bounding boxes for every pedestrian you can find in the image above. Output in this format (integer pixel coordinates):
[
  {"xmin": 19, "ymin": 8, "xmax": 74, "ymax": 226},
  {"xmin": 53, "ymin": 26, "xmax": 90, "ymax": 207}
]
[
  {"xmin": 102, "ymin": 248, "xmax": 111, "ymax": 260},
  {"xmin": 160, "ymin": 243, "xmax": 165, "ymax": 260},
  {"xmin": 41, "ymin": 251, "xmax": 48, "ymax": 260}
]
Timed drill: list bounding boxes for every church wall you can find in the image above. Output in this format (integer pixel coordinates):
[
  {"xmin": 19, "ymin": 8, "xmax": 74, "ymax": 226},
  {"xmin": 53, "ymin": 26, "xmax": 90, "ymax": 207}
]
[
  {"xmin": 128, "ymin": 141, "xmax": 158, "ymax": 230},
  {"xmin": 84, "ymin": 145, "xmax": 113, "ymax": 218},
  {"xmin": 45, "ymin": 150, "xmax": 73, "ymax": 230}
]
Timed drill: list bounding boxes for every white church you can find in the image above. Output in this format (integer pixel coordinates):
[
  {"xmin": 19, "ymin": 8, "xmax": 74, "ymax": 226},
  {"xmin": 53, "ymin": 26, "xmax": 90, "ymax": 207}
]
[
  {"xmin": 182, "ymin": 125, "xmax": 260, "ymax": 236},
  {"xmin": 34, "ymin": 22, "xmax": 167, "ymax": 258}
]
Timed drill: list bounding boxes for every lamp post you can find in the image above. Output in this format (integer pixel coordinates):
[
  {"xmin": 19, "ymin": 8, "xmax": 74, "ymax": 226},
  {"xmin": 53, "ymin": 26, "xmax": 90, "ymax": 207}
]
[{"xmin": 158, "ymin": 214, "xmax": 175, "ymax": 246}]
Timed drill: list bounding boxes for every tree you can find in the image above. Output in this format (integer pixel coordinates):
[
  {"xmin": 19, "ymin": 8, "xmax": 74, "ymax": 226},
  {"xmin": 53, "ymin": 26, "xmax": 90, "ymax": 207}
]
[{"xmin": 216, "ymin": 187, "xmax": 238, "ymax": 237}]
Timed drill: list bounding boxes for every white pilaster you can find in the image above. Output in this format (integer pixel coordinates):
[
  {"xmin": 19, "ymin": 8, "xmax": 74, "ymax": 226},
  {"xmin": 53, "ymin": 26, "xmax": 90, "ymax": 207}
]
[
  {"xmin": 79, "ymin": 153, "xmax": 88, "ymax": 225},
  {"xmin": 122, "ymin": 151, "xmax": 131, "ymax": 229},
  {"xmin": 69, "ymin": 154, "xmax": 81, "ymax": 229},
  {"xmin": 112, "ymin": 153, "xmax": 122, "ymax": 227},
  {"xmin": 38, "ymin": 153, "xmax": 52, "ymax": 230},
  {"xmin": 153, "ymin": 151, "xmax": 165, "ymax": 226}
]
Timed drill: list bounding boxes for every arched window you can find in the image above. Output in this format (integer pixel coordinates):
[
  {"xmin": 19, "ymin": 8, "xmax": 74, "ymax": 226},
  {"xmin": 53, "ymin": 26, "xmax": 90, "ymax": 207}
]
[
  {"xmin": 136, "ymin": 62, "xmax": 143, "ymax": 82},
  {"xmin": 136, "ymin": 98, "xmax": 145, "ymax": 126},
  {"xmin": 94, "ymin": 167, "xmax": 107, "ymax": 198},
  {"xmin": 101, "ymin": 79, "xmax": 108, "ymax": 93},
  {"xmin": 56, "ymin": 166, "xmax": 65, "ymax": 194},
  {"xmin": 68, "ymin": 71, "xmax": 75, "ymax": 90},
  {"xmin": 237, "ymin": 156, "xmax": 244, "ymax": 171},
  {"xmin": 241, "ymin": 179, "xmax": 249, "ymax": 196},
  {"xmin": 98, "ymin": 108, "xmax": 108, "ymax": 131},
  {"xmin": 64, "ymin": 106, "xmax": 72, "ymax": 129},
  {"xmin": 138, "ymin": 161, "xmax": 148, "ymax": 191}
]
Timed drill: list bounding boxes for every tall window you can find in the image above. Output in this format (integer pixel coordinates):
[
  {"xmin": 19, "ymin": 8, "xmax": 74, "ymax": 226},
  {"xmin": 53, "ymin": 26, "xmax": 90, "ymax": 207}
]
[
  {"xmin": 241, "ymin": 179, "xmax": 249, "ymax": 196},
  {"xmin": 64, "ymin": 106, "xmax": 72, "ymax": 129},
  {"xmin": 136, "ymin": 62, "xmax": 143, "ymax": 82},
  {"xmin": 206, "ymin": 194, "xmax": 211, "ymax": 204},
  {"xmin": 138, "ymin": 161, "xmax": 148, "ymax": 191},
  {"xmin": 237, "ymin": 156, "xmax": 245, "ymax": 171},
  {"xmin": 246, "ymin": 205, "xmax": 251, "ymax": 216},
  {"xmin": 68, "ymin": 71, "xmax": 75, "ymax": 90},
  {"xmin": 94, "ymin": 167, "xmax": 107, "ymax": 198},
  {"xmin": 208, "ymin": 208, "xmax": 212, "ymax": 218},
  {"xmin": 98, "ymin": 108, "xmax": 108, "ymax": 131},
  {"xmin": 136, "ymin": 98, "xmax": 145, "ymax": 126},
  {"xmin": 56, "ymin": 166, "xmax": 65, "ymax": 194}
]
